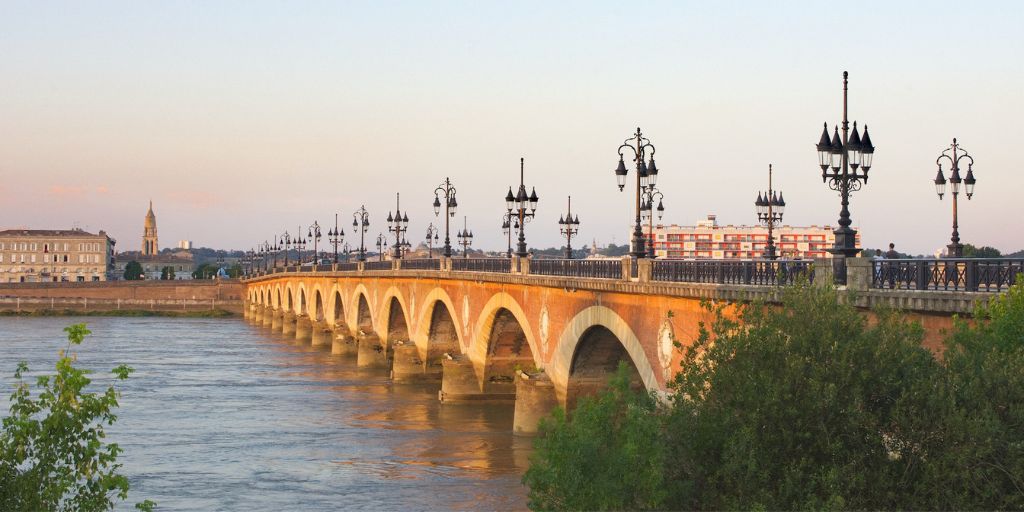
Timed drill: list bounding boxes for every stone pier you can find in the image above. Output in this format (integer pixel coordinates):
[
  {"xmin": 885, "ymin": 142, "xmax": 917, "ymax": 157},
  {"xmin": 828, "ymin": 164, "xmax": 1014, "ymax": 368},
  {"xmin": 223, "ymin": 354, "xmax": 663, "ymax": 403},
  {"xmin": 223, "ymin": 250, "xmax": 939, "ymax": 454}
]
[
  {"xmin": 295, "ymin": 315, "xmax": 313, "ymax": 341},
  {"xmin": 356, "ymin": 334, "xmax": 389, "ymax": 368},
  {"xmin": 332, "ymin": 331, "xmax": 358, "ymax": 356},
  {"xmin": 391, "ymin": 343, "xmax": 428, "ymax": 382},
  {"xmin": 270, "ymin": 309, "xmax": 283, "ymax": 331},
  {"xmin": 281, "ymin": 312, "xmax": 296, "ymax": 335},
  {"xmin": 513, "ymin": 372, "xmax": 560, "ymax": 435},
  {"xmin": 310, "ymin": 321, "xmax": 332, "ymax": 347}
]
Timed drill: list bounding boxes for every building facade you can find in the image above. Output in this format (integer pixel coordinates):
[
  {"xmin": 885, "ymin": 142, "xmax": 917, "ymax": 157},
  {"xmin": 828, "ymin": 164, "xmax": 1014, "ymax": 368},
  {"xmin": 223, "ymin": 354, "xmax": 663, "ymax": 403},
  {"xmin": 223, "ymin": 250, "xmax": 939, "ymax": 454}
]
[
  {"xmin": 114, "ymin": 202, "xmax": 195, "ymax": 280},
  {"xmin": 647, "ymin": 215, "xmax": 861, "ymax": 260},
  {"xmin": 0, "ymin": 229, "xmax": 115, "ymax": 282}
]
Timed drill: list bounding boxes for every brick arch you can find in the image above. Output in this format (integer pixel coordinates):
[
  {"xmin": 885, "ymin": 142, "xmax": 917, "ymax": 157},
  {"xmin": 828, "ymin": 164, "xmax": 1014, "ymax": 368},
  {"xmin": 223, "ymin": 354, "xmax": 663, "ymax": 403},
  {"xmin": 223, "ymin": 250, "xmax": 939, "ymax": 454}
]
[
  {"xmin": 328, "ymin": 283, "xmax": 346, "ymax": 330},
  {"xmin": 412, "ymin": 287, "xmax": 465, "ymax": 360},
  {"xmin": 468, "ymin": 292, "xmax": 540, "ymax": 388},
  {"xmin": 548, "ymin": 305, "xmax": 660, "ymax": 403},
  {"xmin": 296, "ymin": 282, "xmax": 309, "ymax": 316},
  {"xmin": 274, "ymin": 284, "xmax": 283, "ymax": 310},
  {"xmin": 379, "ymin": 286, "xmax": 412, "ymax": 348},
  {"xmin": 312, "ymin": 285, "xmax": 325, "ymax": 322},
  {"xmin": 349, "ymin": 283, "xmax": 374, "ymax": 335}
]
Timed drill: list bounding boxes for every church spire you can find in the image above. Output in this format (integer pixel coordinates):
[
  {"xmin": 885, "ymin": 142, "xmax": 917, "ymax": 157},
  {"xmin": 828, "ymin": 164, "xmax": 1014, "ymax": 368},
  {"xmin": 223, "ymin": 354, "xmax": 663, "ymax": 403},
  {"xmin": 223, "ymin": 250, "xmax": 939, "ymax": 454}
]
[{"xmin": 142, "ymin": 201, "xmax": 158, "ymax": 256}]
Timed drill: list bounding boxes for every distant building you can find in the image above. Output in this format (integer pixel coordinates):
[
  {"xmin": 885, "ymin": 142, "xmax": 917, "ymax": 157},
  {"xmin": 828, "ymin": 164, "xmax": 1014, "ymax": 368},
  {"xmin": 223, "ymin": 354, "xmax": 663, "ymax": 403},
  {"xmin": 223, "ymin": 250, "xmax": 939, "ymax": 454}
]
[
  {"xmin": 178, "ymin": 240, "xmax": 192, "ymax": 250},
  {"xmin": 114, "ymin": 202, "xmax": 195, "ymax": 280},
  {"xmin": 0, "ymin": 228, "xmax": 115, "ymax": 282},
  {"xmin": 646, "ymin": 214, "xmax": 861, "ymax": 260}
]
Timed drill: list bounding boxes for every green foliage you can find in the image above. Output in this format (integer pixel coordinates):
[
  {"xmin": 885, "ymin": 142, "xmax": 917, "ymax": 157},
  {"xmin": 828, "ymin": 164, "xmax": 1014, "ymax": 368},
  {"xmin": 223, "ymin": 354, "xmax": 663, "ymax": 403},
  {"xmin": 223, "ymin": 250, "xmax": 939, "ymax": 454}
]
[
  {"xmin": 938, "ymin": 277, "xmax": 1024, "ymax": 508},
  {"xmin": 0, "ymin": 323, "xmax": 153, "ymax": 511},
  {"xmin": 159, "ymin": 266, "xmax": 175, "ymax": 280},
  {"xmin": 523, "ymin": 363, "xmax": 666, "ymax": 511},
  {"xmin": 122, "ymin": 261, "xmax": 143, "ymax": 281},
  {"xmin": 963, "ymin": 244, "xmax": 1002, "ymax": 258},
  {"xmin": 192, "ymin": 263, "xmax": 218, "ymax": 279},
  {"xmin": 665, "ymin": 285, "xmax": 948, "ymax": 510},
  {"xmin": 227, "ymin": 263, "xmax": 243, "ymax": 278}
]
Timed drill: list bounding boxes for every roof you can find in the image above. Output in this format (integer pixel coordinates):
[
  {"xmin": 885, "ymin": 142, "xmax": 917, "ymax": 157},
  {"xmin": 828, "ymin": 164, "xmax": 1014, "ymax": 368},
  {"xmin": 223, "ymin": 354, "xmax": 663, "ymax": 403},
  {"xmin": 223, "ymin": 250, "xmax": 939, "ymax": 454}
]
[{"xmin": 0, "ymin": 228, "xmax": 108, "ymax": 238}]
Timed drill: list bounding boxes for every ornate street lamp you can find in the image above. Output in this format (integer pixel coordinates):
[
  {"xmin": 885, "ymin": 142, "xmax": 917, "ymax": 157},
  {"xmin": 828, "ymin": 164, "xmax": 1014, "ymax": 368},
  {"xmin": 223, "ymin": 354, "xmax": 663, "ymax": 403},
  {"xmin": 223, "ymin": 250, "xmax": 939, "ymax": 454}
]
[
  {"xmin": 456, "ymin": 216, "xmax": 473, "ymax": 258},
  {"xmin": 755, "ymin": 164, "xmax": 785, "ymax": 260},
  {"xmin": 387, "ymin": 193, "xmax": 410, "ymax": 259},
  {"xmin": 641, "ymin": 187, "xmax": 664, "ymax": 258},
  {"xmin": 558, "ymin": 196, "xmax": 581, "ymax": 259},
  {"xmin": 934, "ymin": 138, "xmax": 976, "ymax": 258},
  {"xmin": 294, "ymin": 226, "xmax": 307, "ymax": 265},
  {"xmin": 815, "ymin": 71, "xmax": 876, "ymax": 283},
  {"xmin": 433, "ymin": 178, "xmax": 458, "ymax": 258},
  {"xmin": 501, "ymin": 211, "xmax": 516, "ymax": 258},
  {"xmin": 375, "ymin": 233, "xmax": 388, "ymax": 261},
  {"xmin": 328, "ymin": 213, "xmax": 345, "ymax": 264},
  {"xmin": 308, "ymin": 221, "xmax": 321, "ymax": 265},
  {"xmin": 425, "ymin": 223, "xmax": 439, "ymax": 258},
  {"xmin": 505, "ymin": 157, "xmax": 538, "ymax": 257},
  {"xmin": 280, "ymin": 231, "xmax": 291, "ymax": 266},
  {"xmin": 352, "ymin": 206, "xmax": 370, "ymax": 261},
  {"xmin": 614, "ymin": 127, "xmax": 659, "ymax": 259}
]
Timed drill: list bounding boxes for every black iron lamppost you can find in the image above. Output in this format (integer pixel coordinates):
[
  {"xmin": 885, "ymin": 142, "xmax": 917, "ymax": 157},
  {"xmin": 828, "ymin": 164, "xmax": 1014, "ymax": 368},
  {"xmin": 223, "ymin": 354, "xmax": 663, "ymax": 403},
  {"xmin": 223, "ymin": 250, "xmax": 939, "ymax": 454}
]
[
  {"xmin": 341, "ymin": 242, "xmax": 351, "ymax": 262},
  {"xmin": 270, "ymin": 237, "xmax": 280, "ymax": 268},
  {"xmin": 425, "ymin": 223, "xmax": 439, "ymax": 258},
  {"xmin": 328, "ymin": 213, "xmax": 345, "ymax": 264},
  {"xmin": 933, "ymin": 138, "xmax": 976, "ymax": 258},
  {"xmin": 505, "ymin": 157, "xmax": 538, "ymax": 257},
  {"xmin": 558, "ymin": 196, "xmax": 581, "ymax": 259},
  {"xmin": 308, "ymin": 221, "xmax": 321, "ymax": 265},
  {"xmin": 501, "ymin": 212, "xmax": 516, "ymax": 258},
  {"xmin": 815, "ymin": 71, "xmax": 876, "ymax": 283},
  {"xmin": 294, "ymin": 226, "xmax": 307, "ymax": 265},
  {"xmin": 352, "ymin": 206, "xmax": 370, "ymax": 262},
  {"xmin": 281, "ymin": 231, "xmax": 291, "ymax": 266},
  {"xmin": 456, "ymin": 216, "xmax": 473, "ymax": 258},
  {"xmin": 433, "ymin": 178, "xmax": 458, "ymax": 258},
  {"xmin": 641, "ymin": 187, "xmax": 664, "ymax": 258},
  {"xmin": 387, "ymin": 193, "xmax": 410, "ymax": 259},
  {"xmin": 614, "ymin": 127, "xmax": 659, "ymax": 259},
  {"xmin": 755, "ymin": 164, "xmax": 786, "ymax": 260},
  {"xmin": 375, "ymin": 233, "xmax": 388, "ymax": 261}
]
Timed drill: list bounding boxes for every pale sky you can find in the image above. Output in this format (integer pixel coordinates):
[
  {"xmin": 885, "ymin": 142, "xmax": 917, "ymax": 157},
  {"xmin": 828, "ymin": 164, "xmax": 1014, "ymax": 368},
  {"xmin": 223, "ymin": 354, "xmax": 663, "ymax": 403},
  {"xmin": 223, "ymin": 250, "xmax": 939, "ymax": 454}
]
[{"xmin": 2, "ymin": 1, "xmax": 1022, "ymax": 255}]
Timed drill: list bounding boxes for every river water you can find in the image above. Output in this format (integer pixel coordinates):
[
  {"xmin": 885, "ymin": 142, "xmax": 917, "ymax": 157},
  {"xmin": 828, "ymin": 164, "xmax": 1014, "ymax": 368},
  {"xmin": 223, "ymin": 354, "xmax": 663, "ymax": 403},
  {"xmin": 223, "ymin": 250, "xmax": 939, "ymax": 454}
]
[{"xmin": 0, "ymin": 317, "xmax": 532, "ymax": 511}]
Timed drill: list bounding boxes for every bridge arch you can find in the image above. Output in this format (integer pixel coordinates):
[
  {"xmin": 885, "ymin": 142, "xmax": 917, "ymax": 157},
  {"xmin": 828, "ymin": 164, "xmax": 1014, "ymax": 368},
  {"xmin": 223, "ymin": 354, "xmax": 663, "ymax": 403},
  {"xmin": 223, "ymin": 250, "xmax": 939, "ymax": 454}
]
[
  {"xmin": 286, "ymin": 286, "xmax": 294, "ymax": 312},
  {"xmin": 549, "ymin": 305, "xmax": 660, "ymax": 405},
  {"xmin": 469, "ymin": 293, "xmax": 539, "ymax": 394},
  {"xmin": 312, "ymin": 287, "xmax": 325, "ymax": 322},
  {"xmin": 413, "ymin": 288, "xmax": 465, "ymax": 363},
  {"xmin": 297, "ymin": 283, "xmax": 308, "ymax": 316},
  {"xmin": 354, "ymin": 292, "xmax": 374, "ymax": 336},
  {"xmin": 274, "ymin": 285, "xmax": 283, "ymax": 310},
  {"xmin": 380, "ymin": 287, "xmax": 412, "ymax": 348},
  {"xmin": 329, "ymin": 284, "xmax": 346, "ymax": 331}
]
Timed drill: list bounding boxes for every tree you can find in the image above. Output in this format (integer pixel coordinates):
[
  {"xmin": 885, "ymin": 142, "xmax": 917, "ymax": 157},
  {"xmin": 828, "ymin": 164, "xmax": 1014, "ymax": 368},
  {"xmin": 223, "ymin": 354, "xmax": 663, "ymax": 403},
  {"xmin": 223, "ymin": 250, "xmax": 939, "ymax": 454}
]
[
  {"xmin": 122, "ymin": 260, "xmax": 144, "ymax": 280},
  {"xmin": 192, "ymin": 263, "xmax": 217, "ymax": 279},
  {"xmin": 227, "ymin": 263, "xmax": 243, "ymax": 278},
  {"xmin": 160, "ymin": 266, "xmax": 175, "ymax": 280},
  {"xmin": 963, "ymin": 244, "xmax": 1002, "ymax": 258},
  {"xmin": 936, "ymin": 277, "xmax": 1024, "ymax": 508},
  {"xmin": 523, "ymin": 364, "xmax": 667, "ymax": 511},
  {"xmin": 0, "ymin": 324, "xmax": 154, "ymax": 511}
]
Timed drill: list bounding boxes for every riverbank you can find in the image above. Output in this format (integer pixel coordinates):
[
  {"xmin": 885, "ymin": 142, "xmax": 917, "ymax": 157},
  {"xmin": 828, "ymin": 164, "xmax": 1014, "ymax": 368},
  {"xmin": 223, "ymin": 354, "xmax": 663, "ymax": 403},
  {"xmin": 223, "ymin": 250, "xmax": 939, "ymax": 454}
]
[{"xmin": 0, "ymin": 308, "xmax": 235, "ymax": 318}]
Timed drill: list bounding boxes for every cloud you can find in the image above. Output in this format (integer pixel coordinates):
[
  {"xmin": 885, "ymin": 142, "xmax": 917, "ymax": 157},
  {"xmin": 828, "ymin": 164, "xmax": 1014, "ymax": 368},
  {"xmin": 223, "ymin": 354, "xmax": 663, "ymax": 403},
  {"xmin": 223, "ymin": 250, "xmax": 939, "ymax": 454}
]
[{"xmin": 48, "ymin": 185, "xmax": 87, "ymax": 199}]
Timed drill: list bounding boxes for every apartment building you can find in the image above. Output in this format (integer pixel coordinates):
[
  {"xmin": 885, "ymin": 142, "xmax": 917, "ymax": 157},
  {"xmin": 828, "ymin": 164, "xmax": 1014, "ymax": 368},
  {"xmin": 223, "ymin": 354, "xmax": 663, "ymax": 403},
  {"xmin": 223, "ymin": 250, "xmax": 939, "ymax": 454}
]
[
  {"xmin": 647, "ymin": 215, "xmax": 861, "ymax": 259},
  {"xmin": 0, "ymin": 229, "xmax": 115, "ymax": 282}
]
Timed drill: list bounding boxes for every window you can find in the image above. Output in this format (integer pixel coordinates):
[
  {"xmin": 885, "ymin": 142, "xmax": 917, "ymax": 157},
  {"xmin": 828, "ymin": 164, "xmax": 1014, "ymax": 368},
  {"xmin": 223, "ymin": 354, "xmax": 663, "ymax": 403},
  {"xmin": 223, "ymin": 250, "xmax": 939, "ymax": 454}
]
[{"xmin": 30, "ymin": 254, "xmax": 36, "ymax": 263}]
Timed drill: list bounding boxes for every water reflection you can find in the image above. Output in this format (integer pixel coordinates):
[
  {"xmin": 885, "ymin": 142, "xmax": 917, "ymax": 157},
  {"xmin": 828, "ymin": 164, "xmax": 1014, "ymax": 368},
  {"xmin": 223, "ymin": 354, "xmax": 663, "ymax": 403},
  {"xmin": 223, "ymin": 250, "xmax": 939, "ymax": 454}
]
[{"xmin": 0, "ymin": 317, "xmax": 530, "ymax": 511}]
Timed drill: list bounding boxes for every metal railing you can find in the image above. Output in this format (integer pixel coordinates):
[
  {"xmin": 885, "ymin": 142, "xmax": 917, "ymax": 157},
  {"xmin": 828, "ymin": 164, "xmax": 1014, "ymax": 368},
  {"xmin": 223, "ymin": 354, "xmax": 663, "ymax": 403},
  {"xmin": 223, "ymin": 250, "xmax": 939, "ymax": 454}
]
[
  {"xmin": 872, "ymin": 258, "xmax": 1023, "ymax": 292},
  {"xmin": 401, "ymin": 258, "xmax": 441, "ymax": 271},
  {"xmin": 450, "ymin": 258, "xmax": 511, "ymax": 273},
  {"xmin": 336, "ymin": 262, "xmax": 359, "ymax": 272},
  {"xmin": 652, "ymin": 259, "xmax": 812, "ymax": 286},
  {"xmin": 531, "ymin": 258, "xmax": 622, "ymax": 279},
  {"xmin": 364, "ymin": 260, "xmax": 393, "ymax": 271}
]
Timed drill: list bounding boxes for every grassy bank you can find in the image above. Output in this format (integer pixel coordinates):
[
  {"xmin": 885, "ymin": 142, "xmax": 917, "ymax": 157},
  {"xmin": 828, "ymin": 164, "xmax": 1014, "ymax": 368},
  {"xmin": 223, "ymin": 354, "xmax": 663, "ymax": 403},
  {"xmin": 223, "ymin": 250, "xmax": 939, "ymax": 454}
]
[{"xmin": 0, "ymin": 309, "xmax": 236, "ymax": 318}]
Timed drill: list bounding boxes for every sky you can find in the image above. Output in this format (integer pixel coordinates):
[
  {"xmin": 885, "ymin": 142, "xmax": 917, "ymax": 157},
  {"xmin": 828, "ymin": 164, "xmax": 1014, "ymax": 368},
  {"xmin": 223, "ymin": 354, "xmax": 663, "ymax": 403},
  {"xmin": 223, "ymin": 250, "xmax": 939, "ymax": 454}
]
[{"xmin": 1, "ymin": 1, "xmax": 1022, "ymax": 255}]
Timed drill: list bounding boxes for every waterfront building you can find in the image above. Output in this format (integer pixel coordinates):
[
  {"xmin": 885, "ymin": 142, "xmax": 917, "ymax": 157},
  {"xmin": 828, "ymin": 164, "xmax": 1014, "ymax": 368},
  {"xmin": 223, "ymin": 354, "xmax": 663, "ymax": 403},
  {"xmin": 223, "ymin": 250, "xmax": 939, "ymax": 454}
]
[
  {"xmin": 113, "ymin": 202, "xmax": 196, "ymax": 280},
  {"xmin": 646, "ymin": 214, "xmax": 861, "ymax": 259},
  {"xmin": 0, "ymin": 228, "xmax": 115, "ymax": 282}
]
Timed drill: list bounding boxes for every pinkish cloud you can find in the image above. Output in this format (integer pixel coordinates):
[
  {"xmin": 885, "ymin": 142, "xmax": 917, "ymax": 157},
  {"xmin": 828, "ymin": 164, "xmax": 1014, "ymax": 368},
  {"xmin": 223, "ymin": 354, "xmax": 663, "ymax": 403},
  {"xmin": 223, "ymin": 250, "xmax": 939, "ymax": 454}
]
[{"xmin": 48, "ymin": 185, "xmax": 87, "ymax": 199}]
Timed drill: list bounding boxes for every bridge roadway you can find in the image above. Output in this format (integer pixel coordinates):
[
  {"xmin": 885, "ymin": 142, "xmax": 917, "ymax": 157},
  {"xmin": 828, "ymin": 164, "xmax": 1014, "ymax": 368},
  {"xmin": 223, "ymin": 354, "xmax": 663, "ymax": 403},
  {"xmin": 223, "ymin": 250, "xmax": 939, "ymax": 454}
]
[{"xmin": 242, "ymin": 257, "xmax": 995, "ymax": 434}]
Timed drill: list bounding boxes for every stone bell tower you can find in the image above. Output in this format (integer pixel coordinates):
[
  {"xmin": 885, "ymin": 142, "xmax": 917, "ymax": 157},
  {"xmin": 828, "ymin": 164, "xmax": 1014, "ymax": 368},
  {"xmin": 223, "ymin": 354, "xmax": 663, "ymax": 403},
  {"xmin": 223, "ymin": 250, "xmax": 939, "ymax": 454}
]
[{"xmin": 142, "ymin": 200, "xmax": 159, "ymax": 256}]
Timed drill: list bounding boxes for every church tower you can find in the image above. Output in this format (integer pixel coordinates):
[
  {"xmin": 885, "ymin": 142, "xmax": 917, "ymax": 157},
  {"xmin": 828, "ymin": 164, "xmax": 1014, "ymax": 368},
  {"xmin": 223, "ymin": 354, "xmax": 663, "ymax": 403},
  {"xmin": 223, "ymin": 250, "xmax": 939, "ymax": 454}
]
[{"xmin": 142, "ymin": 200, "xmax": 158, "ymax": 256}]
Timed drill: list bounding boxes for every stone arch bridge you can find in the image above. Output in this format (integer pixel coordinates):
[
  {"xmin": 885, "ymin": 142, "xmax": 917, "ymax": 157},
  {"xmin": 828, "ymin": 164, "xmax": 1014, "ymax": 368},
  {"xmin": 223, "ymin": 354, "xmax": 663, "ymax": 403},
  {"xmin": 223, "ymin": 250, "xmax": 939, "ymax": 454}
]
[{"xmin": 243, "ymin": 257, "xmax": 999, "ymax": 433}]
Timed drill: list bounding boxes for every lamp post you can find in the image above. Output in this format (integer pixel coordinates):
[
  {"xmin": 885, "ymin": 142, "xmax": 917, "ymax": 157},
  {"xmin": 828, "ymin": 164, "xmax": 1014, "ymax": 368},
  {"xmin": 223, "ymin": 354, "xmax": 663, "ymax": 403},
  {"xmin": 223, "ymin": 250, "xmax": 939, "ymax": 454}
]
[
  {"xmin": 641, "ymin": 187, "xmax": 664, "ymax": 258},
  {"xmin": 375, "ymin": 233, "xmax": 388, "ymax": 261},
  {"xmin": 456, "ymin": 216, "xmax": 473, "ymax": 258},
  {"xmin": 328, "ymin": 213, "xmax": 345, "ymax": 264},
  {"xmin": 280, "ymin": 231, "xmax": 291, "ymax": 266},
  {"xmin": 933, "ymin": 138, "xmax": 976, "ymax": 258},
  {"xmin": 433, "ymin": 178, "xmax": 458, "ymax": 258},
  {"xmin": 505, "ymin": 158, "xmax": 538, "ymax": 257},
  {"xmin": 388, "ymin": 193, "xmax": 410, "ymax": 259},
  {"xmin": 270, "ymin": 237, "xmax": 280, "ymax": 268},
  {"xmin": 425, "ymin": 223, "xmax": 439, "ymax": 258},
  {"xmin": 815, "ymin": 71, "xmax": 875, "ymax": 283},
  {"xmin": 614, "ymin": 127, "xmax": 659, "ymax": 259},
  {"xmin": 294, "ymin": 226, "xmax": 307, "ymax": 265},
  {"xmin": 352, "ymin": 206, "xmax": 370, "ymax": 261},
  {"xmin": 501, "ymin": 212, "xmax": 515, "ymax": 258},
  {"xmin": 755, "ymin": 164, "xmax": 785, "ymax": 260},
  {"xmin": 558, "ymin": 196, "xmax": 581, "ymax": 259},
  {"xmin": 308, "ymin": 221, "xmax": 321, "ymax": 265}
]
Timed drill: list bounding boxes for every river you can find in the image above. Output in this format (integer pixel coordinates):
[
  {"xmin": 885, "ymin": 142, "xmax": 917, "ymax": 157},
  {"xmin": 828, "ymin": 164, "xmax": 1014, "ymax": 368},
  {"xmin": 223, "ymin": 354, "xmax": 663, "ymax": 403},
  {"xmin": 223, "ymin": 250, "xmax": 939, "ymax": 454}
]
[{"xmin": 0, "ymin": 317, "xmax": 532, "ymax": 511}]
